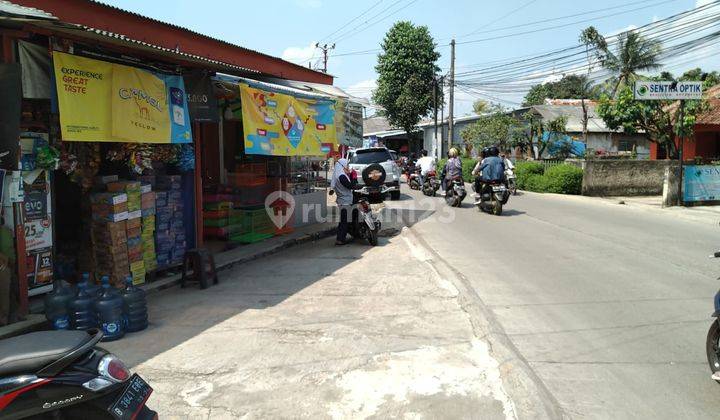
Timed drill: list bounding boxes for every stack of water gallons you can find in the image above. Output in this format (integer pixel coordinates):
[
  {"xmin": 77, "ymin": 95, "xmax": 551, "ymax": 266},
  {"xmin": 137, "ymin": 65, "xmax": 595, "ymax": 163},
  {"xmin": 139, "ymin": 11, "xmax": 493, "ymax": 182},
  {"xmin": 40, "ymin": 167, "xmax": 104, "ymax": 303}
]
[{"xmin": 44, "ymin": 274, "xmax": 148, "ymax": 341}]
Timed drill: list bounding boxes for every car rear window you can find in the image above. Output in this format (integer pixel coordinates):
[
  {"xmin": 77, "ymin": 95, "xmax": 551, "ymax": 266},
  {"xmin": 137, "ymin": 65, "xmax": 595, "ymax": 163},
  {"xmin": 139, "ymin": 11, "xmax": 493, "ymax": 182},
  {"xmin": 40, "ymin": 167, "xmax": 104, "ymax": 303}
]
[{"xmin": 350, "ymin": 150, "xmax": 393, "ymax": 164}]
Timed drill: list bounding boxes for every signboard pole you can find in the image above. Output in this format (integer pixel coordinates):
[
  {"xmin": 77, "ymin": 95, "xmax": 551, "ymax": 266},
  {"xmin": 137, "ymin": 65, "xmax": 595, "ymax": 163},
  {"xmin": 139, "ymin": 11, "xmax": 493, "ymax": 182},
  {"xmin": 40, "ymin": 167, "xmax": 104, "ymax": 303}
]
[{"xmin": 678, "ymin": 100, "xmax": 685, "ymax": 206}]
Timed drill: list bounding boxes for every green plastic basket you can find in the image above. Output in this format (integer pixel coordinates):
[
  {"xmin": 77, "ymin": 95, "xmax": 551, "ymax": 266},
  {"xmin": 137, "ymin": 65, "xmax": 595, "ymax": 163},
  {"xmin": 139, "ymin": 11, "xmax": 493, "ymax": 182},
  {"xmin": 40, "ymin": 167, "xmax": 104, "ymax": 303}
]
[{"xmin": 228, "ymin": 207, "xmax": 274, "ymax": 244}]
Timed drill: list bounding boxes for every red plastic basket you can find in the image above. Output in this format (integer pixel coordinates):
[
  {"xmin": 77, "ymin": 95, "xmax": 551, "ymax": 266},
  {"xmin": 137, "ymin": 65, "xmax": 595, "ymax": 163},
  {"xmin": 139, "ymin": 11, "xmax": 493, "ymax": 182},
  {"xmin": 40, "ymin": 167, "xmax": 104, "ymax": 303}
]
[{"xmin": 229, "ymin": 163, "xmax": 267, "ymax": 187}]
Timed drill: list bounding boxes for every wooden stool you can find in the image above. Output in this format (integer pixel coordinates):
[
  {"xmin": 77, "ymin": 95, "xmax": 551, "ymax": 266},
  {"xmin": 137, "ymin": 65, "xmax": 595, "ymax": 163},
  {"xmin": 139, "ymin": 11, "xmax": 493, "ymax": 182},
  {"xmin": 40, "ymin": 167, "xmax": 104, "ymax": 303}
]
[{"xmin": 180, "ymin": 248, "xmax": 219, "ymax": 289}]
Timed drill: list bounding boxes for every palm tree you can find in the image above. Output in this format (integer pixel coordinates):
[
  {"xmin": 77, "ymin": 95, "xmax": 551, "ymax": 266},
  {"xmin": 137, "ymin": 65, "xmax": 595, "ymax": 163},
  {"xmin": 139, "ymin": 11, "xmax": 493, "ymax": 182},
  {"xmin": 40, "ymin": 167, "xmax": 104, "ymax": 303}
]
[{"xmin": 602, "ymin": 31, "xmax": 662, "ymax": 97}]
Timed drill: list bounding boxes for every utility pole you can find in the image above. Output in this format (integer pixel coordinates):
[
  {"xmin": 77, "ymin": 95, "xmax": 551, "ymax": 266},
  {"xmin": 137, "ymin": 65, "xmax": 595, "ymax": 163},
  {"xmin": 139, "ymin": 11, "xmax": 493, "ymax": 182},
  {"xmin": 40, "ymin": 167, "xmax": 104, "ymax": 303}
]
[
  {"xmin": 440, "ymin": 76, "xmax": 445, "ymax": 155},
  {"xmin": 315, "ymin": 43, "xmax": 335, "ymax": 73},
  {"xmin": 433, "ymin": 76, "xmax": 438, "ymax": 159},
  {"xmin": 447, "ymin": 39, "xmax": 455, "ymax": 154},
  {"xmin": 677, "ymin": 99, "xmax": 686, "ymax": 206}
]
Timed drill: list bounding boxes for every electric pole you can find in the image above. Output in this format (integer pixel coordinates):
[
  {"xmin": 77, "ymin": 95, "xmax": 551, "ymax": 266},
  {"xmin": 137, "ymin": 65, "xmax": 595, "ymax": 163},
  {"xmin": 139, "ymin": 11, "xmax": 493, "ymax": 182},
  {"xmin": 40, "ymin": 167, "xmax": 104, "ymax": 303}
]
[
  {"xmin": 447, "ymin": 39, "xmax": 455, "ymax": 154},
  {"xmin": 433, "ymin": 76, "xmax": 438, "ymax": 159},
  {"xmin": 315, "ymin": 43, "xmax": 335, "ymax": 73}
]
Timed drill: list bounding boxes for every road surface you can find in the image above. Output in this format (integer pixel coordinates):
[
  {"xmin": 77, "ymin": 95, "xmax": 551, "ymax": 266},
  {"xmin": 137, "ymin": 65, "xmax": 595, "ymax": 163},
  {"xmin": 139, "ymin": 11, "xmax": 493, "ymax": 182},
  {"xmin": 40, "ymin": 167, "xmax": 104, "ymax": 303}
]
[{"xmin": 397, "ymin": 188, "xmax": 720, "ymax": 419}]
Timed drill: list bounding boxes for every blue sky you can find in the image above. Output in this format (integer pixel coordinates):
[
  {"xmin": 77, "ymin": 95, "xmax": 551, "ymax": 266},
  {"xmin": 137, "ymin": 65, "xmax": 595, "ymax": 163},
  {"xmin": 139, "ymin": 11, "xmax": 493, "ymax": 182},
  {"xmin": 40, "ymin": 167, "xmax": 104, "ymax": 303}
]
[{"xmin": 109, "ymin": 0, "xmax": 716, "ymax": 114}]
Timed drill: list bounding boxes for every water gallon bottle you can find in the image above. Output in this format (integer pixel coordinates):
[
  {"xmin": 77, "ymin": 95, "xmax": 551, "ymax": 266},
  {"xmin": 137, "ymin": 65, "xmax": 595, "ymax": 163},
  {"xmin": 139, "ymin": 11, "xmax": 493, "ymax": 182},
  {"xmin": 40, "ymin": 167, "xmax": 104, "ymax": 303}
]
[
  {"xmin": 121, "ymin": 276, "xmax": 148, "ymax": 333},
  {"xmin": 68, "ymin": 281, "xmax": 98, "ymax": 331},
  {"xmin": 80, "ymin": 272, "xmax": 102, "ymax": 297},
  {"xmin": 94, "ymin": 276, "xmax": 125, "ymax": 341},
  {"xmin": 44, "ymin": 279, "xmax": 73, "ymax": 330}
]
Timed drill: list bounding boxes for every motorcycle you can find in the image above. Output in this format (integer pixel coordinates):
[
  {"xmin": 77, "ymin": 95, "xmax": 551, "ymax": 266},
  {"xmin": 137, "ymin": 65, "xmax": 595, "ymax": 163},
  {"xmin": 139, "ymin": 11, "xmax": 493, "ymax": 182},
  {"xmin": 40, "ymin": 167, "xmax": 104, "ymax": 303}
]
[
  {"xmin": 474, "ymin": 180, "xmax": 510, "ymax": 216},
  {"xmin": 407, "ymin": 167, "xmax": 421, "ymax": 190},
  {"xmin": 350, "ymin": 186, "xmax": 383, "ymax": 246},
  {"xmin": 0, "ymin": 329, "xmax": 156, "ymax": 420},
  {"xmin": 421, "ymin": 171, "xmax": 440, "ymax": 197},
  {"xmin": 506, "ymin": 168, "xmax": 517, "ymax": 195},
  {"xmin": 444, "ymin": 177, "xmax": 466, "ymax": 207}
]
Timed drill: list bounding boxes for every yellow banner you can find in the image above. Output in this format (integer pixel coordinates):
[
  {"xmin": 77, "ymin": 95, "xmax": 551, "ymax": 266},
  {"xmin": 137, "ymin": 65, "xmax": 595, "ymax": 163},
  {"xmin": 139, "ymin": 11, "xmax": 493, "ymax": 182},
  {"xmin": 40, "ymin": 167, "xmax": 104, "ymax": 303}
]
[
  {"xmin": 53, "ymin": 52, "xmax": 190, "ymax": 143},
  {"xmin": 240, "ymin": 84, "xmax": 337, "ymax": 156},
  {"xmin": 54, "ymin": 52, "xmax": 113, "ymax": 141},
  {"xmin": 111, "ymin": 66, "xmax": 170, "ymax": 142}
]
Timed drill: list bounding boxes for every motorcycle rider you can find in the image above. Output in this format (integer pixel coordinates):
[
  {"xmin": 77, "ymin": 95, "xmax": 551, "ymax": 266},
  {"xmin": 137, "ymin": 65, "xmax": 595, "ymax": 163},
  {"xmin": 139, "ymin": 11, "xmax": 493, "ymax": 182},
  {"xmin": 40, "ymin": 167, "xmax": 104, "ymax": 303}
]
[
  {"xmin": 329, "ymin": 158, "xmax": 358, "ymax": 246},
  {"xmin": 472, "ymin": 146, "xmax": 505, "ymax": 204},
  {"xmin": 442, "ymin": 147, "xmax": 463, "ymax": 193},
  {"xmin": 416, "ymin": 149, "xmax": 436, "ymax": 187}
]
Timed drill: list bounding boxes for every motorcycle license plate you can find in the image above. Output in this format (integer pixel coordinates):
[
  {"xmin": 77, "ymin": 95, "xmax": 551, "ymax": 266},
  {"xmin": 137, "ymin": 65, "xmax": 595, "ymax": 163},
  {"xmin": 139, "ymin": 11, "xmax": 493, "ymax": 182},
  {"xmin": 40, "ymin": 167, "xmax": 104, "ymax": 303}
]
[
  {"xmin": 492, "ymin": 186, "xmax": 506, "ymax": 192},
  {"xmin": 108, "ymin": 374, "xmax": 153, "ymax": 420}
]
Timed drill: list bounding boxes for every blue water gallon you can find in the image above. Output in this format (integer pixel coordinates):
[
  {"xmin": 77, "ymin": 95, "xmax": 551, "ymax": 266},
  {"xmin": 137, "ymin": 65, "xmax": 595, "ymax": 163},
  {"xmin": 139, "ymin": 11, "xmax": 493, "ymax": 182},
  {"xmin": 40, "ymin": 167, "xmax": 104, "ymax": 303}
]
[
  {"xmin": 121, "ymin": 276, "xmax": 148, "ymax": 332},
  {"xmin": 80, "ymin": 273, "xmax": 102, "ymax": 297},
  {"xmin": 94, "ymin": 276, "xmax": 125, "ymax": 341},
  {"xmin": 44, "ymin": 280, "xmax": 74, "ymax": 330},
  {"xmin": 68, "ymin": 282, "xmax": 98, "ymax": 331}
]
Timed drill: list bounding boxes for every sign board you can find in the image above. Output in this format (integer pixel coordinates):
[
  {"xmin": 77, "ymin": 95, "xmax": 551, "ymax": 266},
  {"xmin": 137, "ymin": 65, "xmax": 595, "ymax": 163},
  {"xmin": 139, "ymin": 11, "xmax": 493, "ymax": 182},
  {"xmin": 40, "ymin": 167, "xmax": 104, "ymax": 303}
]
[
  {"xmin": 634, "ymin": 81, "xmax": 703, "ymax": 100},
  {"xmin": 683, "ymin": 165, "xmax": 720, "ymax": 202}
]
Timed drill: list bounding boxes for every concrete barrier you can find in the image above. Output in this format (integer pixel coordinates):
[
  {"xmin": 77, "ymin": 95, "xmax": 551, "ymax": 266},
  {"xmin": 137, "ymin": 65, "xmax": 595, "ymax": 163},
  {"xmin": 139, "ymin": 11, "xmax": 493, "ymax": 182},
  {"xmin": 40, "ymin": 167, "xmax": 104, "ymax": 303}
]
[{"xmin": 582, "ymin": 160, "xmax": 677, "ymax": 197}]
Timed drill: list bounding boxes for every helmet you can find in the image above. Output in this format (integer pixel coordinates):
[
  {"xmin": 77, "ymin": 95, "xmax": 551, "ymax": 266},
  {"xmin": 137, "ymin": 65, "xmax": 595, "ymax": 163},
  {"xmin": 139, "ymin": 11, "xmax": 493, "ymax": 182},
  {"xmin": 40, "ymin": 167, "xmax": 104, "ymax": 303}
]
[
  {"xmin": 481, "ymin": 147, "xmax": 490, "ymax": 159},
  {"xmin": 488, "ymin": 146, "xmax": 500, "ymax": 157}
]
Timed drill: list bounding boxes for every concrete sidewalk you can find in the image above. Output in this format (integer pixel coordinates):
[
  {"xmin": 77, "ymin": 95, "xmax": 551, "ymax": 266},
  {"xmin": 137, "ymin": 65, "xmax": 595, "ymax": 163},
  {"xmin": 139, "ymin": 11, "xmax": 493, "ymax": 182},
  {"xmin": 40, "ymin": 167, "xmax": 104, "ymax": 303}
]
[{"xmin": 104, "ymin": 228, "xmax": 517, "ymax": 419}]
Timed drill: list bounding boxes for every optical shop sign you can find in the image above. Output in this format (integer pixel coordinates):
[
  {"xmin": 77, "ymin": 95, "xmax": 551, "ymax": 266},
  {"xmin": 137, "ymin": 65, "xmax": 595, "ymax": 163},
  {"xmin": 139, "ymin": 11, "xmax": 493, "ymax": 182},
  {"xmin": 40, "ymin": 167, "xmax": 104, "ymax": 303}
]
[
  {"xmin": 53, "ymin": 51, "xmax": 192, "ymax": 143},
  {"xmin": 634, "ymin": 81, "xmax": 703, "ymax": 100}
]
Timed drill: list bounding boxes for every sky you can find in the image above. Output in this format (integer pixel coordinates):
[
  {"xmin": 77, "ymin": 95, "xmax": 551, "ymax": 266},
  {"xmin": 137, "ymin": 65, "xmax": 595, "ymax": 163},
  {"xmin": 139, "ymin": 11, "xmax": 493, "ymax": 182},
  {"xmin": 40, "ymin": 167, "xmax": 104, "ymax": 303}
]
[{"xmin": 107, "ymin": 0, "xmax": 718, "ymax": 115}]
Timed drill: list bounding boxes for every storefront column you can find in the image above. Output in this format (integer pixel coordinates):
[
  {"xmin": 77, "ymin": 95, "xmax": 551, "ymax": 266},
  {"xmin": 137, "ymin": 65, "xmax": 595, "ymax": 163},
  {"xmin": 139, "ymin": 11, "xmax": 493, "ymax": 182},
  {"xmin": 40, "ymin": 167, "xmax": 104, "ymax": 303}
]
[{"xmin": 193, "ymin": 121, "xmax": 204, "ymax": 247}]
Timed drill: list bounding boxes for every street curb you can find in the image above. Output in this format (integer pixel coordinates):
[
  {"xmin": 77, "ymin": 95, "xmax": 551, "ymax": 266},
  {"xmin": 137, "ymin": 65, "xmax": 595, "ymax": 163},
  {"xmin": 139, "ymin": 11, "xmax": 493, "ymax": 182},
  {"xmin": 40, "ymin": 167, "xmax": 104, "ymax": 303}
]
[{"xmin": 401, "ymin": 221, "xmax": 565, "ymax": 420}]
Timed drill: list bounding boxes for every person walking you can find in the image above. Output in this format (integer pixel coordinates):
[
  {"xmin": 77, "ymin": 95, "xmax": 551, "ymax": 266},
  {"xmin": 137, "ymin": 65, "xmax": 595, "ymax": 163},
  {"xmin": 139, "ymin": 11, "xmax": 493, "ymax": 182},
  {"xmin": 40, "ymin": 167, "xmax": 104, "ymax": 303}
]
[{"xmin": 329, "ymin": 158, "xmax": 356, "ymax": 246}]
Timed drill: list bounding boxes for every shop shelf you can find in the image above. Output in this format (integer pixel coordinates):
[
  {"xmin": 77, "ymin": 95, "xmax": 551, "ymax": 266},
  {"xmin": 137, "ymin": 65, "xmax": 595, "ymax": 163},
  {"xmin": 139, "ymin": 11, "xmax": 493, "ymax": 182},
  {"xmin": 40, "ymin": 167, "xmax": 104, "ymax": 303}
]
[
  {"xmin": 204, "ymin": 201, "xmax": 233, "ymax": 211},
  {"xmin": 229, "ymin": 163, "xmax": 267, "ymax": 187}
]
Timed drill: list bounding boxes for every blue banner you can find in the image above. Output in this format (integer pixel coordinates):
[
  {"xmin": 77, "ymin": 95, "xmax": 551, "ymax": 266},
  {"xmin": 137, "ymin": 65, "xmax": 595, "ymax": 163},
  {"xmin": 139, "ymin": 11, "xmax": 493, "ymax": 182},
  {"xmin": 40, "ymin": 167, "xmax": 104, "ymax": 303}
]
[
  {"xmin": 162, "ymin": 74, "xmax": 193, "ymax": 143},
  {"xmin": 683, "ymin": 165, "xmax": 720, "ymax": 202}
]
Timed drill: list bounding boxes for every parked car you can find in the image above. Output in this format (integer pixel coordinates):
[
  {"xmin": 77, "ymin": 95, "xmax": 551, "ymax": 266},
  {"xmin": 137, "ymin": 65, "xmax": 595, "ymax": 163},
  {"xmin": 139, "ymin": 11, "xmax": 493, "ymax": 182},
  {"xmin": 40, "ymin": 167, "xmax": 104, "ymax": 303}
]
[{"xmin": 346, "ymin": 147, "xmax": 401, "ymax": 200}]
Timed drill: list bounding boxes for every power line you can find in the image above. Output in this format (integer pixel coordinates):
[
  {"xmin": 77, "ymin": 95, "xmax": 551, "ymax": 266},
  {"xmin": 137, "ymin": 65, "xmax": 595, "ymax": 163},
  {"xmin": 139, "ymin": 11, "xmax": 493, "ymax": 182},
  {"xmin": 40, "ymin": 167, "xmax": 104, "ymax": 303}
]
[
  {"xmin": 460, "ymin": 0, "xmax": 539, "ymax": 38},
  {"xmin": 318, "ymin": 0, "xmax": 385, "ymax": 43},
  {"xmin": 332, "ymin": 0, "xmax": 417, "ymax": 44}
]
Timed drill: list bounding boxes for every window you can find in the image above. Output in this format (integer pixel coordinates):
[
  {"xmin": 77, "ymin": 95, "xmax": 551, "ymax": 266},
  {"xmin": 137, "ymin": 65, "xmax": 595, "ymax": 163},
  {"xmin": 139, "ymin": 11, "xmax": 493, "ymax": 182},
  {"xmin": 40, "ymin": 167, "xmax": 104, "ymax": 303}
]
[
  {"xmin": 618, "ymin": 139, "xmax": 635, "ymax": 152},
  {"xmin": 350, "ymin": 149, "xmax": 393, "ymax": 164}
]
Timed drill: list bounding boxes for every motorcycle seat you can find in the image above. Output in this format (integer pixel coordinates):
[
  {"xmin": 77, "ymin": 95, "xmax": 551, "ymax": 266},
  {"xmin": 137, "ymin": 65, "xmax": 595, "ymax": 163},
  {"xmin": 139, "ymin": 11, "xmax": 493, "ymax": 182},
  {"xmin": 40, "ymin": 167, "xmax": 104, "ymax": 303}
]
[{"xmin": 0, "ymin": 331, "xmax": 90, "ymax": 376}]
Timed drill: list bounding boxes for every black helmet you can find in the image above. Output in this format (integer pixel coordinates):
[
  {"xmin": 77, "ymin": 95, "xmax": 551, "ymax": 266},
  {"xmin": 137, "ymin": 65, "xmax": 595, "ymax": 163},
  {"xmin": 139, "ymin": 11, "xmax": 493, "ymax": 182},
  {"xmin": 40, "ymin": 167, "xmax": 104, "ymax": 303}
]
[
  {"xmin": 481, "ymin": 147, "xmax": 490, "ymax": 158},
  {"xmin": 489, "ymin": 146, "xmax": 500, "ymax": 157}
]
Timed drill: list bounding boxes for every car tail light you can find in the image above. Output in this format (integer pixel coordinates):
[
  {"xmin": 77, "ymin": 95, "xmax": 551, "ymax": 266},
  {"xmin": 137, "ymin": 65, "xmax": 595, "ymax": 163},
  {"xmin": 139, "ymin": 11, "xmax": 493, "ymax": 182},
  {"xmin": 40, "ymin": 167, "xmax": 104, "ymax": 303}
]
[{"xmin": 98, "ymin": 354, "xmax": 130, "ymax": 383}]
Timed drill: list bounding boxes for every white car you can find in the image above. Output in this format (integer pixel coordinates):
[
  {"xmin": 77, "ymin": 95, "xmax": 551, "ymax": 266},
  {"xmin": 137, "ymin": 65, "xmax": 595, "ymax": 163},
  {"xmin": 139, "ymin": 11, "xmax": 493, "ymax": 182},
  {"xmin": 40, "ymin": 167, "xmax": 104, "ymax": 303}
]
[{"xmin": 346, "ymin": 147, "xmax": 401, "ymax": 200}]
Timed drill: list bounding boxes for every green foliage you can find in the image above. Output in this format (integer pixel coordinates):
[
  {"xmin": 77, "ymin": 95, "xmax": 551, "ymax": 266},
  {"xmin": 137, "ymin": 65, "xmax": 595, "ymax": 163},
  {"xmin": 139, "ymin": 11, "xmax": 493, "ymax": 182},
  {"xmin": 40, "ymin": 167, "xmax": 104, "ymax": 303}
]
[
  {"xmin": 373, "ymin": 21, "xmax": 441, "ymax": 135},
  {"xmin": 460, "ymin": 111, "xmax": 520, "ymax": 152},
  {"xmin": 589, "ymin": 30, "xmax": 661, "ymax": 96},
  {"xmin": 543, "ymin": 165, "xmax": 583, "ymax": 194},
  {"xmin": 472, "ymin": 99, "xmax": 489, "ymax": 115},
  {"xmin": 515, "ymin": 162, "xmax": 582, "ymax": 195},
  {"xmin": 523, "ymin": 75, "xmax": 595, "ymax": 106}
]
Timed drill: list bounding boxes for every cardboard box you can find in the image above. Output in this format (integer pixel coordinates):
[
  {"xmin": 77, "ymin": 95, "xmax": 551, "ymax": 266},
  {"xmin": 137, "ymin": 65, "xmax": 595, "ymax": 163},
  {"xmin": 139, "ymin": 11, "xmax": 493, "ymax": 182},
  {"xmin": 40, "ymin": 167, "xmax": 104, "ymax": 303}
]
[
  {"xmin": 91, "ymin": 193, "xmax": 127, "ymax": 205},
  {"xmin": 127, "ymin": 210, "xmax": 142, "ymax": 220},
  {"xmin": 107, "ymin": 181, "xmax": 141, "ymax": 192},
  {"xmin": 92, "ymin": 211, "xmax": 128, "ymax": 223},
  {"xmin": 93, "ymin": 220, "xmax": 127, "ymax": 236},
  {"xmin": 91, "ymin": 202, "xmax": 128, "ymax": 215},
  {"xmin": 140, "ymin": 184, "xmax": 152, "ymax": 194},
  {"xmin": 126, "ymin": 217, "xmax": 141, "ymax": 230},
  {"xmin": 94, "ymin": 175, "xmax": 119, "ymax": 186}
]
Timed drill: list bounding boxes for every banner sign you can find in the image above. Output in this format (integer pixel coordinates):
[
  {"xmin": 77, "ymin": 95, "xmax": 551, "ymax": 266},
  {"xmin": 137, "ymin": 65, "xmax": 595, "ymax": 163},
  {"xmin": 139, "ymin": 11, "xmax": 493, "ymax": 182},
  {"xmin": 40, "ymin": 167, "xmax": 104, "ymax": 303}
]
[
  {"xmin": 683, "ymin": 165, "xmax": 720, "ymax": 202},
  {"xmin": 185, "ymin": 71, "xmax": 219, "ymax": 122},
  {"xmin": 53, "ymin": 52, "xmax": 192, "ymax": 143},
  {"xmin": 634, "ymin": 81, "xmax": 703, "ymax": 100},
  {"xmin": 0, "ymin": 64, "xmax": 21, "ymax": 170},
  {"xmin": 240, "ymin": 83, "xmax": 337, "ymax": 156}
]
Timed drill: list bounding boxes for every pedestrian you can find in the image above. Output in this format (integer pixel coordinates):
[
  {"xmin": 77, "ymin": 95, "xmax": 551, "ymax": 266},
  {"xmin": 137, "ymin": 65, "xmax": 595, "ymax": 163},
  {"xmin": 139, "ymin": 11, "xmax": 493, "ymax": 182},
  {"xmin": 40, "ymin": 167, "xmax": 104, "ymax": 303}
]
[
  {"xmin": 329, "ymin": 158, "xmax": 356, "ymax": 246},
  {"xmin": 443, "ymin": 147, "xmax": 463, "ymax": 192}
]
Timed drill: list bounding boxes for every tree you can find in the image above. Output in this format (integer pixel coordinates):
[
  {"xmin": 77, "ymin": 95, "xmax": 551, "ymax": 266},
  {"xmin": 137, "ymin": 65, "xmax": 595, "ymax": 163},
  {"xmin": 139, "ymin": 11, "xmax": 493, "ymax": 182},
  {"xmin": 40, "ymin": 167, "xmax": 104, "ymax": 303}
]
[
  {"xmin": 472, "ymin": 99, "xmax": 489, "ymax": 115},
  {"xmin": 586, "ymin": 30, "xmax": 662, "ymax": 97},
  {"xmin": 460, "ymin": 110, "xmax": 518, "ymax": 154},
  {"xmin": 579, "ymin": 26, "xmax": 605, "ymax": 142},
  {"xmin": 373, "ymin": 21, "xmax": 441, "ymax": 135},
  {"xmin": 596, "ymin": 85, "xmax": 707, "ymax": 159},
  {"xmin": 523, "ymin": 75, "xmax": 593, "ymax": 106}
]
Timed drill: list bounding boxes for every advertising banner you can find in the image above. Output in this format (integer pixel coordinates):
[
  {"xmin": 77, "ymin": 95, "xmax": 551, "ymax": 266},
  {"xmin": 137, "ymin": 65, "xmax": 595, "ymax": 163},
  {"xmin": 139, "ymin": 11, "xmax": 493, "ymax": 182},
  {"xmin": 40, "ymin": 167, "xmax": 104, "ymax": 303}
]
[
  {"xmin": 240, "ymin": 83, "xmax": 337, "ymax": 156},
  {"xmin": 683, "ymin": 165, "xmax": 720, "ymax": 202},
  {"xmin": 335, "ymin": 98, "xmax": 363, "ymax": 148},
  {"xmin": 53, "ymin": 52, "xmax": 192, "ymax": 143},
  {"xmin": 185, "ymin": 71, "xmax": 219, "ymax": 122},
  {"xmin": 634, "ymin": 81, "xmax": 703, "ymax": 100},
  {"xmin": 0, "ymin": 64, "xmax": 21, "ymax": 170}
]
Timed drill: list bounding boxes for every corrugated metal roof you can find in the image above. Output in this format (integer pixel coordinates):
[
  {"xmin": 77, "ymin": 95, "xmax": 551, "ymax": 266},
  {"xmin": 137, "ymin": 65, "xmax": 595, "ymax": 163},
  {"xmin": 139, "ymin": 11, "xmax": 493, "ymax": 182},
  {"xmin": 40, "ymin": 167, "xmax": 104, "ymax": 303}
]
[
  {"xmin": 531, "ymin": 104, "xmax": 613, "ymax": 133},
  {"xmin": 0, "ymin": 0, "xmax": 55, "ymax": 19}
]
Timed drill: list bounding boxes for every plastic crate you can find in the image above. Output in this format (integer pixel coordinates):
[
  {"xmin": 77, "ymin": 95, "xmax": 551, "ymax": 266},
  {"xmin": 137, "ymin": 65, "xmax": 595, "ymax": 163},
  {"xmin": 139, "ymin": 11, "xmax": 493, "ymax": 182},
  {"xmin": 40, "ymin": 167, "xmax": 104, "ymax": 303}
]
[
  {"xmin": 229, "ymin": 207, "xmax": 274, "ymax": 243},
  {"xmin": 233, "ymin": 184, "xmax": 271, "ymax": 207},
  {"xmin": 228, "ymin": 163, "xmax": 267, "ymax": 187}
]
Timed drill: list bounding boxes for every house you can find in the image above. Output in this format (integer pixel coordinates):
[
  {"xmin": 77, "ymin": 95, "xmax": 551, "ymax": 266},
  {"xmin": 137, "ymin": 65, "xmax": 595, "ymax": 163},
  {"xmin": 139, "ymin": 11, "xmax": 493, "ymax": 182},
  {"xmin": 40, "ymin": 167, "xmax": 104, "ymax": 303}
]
[
  {"xmin": 655, "ymin": 84, "xmax": 720, "ymax": 160},
  {"xmin": 362, "ymin": 115, "xmax": 484, "ymax": 157},
  {"xmin": 526, "ymin": 100, "xmax": 651, "ymax": 159}
]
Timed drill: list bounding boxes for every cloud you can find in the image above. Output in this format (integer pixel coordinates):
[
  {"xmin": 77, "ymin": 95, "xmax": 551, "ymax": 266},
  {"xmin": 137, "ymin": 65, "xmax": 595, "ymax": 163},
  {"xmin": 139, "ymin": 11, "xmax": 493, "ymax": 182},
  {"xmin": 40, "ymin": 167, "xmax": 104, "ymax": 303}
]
[
  {"xmin": 295, "ymin": 0, "xmax": 322, "ymax": 8},
  {"xmin": 343, "ymin": 79, "xmax": 377, "ymax": 101},
  {"xmin": 281, "ymin": 42, "xmax": 318, "ymax": 65}
]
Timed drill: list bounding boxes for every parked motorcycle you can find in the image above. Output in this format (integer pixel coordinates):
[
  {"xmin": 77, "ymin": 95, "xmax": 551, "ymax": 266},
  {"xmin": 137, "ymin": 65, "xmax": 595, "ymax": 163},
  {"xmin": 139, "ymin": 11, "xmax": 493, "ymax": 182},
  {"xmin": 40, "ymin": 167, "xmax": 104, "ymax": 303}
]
[
  {"xmin": 506, "ymin": 168, "xmax": 517, "ymax": 195},
  {"xmin": 421, "ymin": 171, "xmax": 440, "ymax": 197},
  {"xmin": 474, "ymin": 181, "xmax": 510, "ymax": 216},
  {"xmin": 0, "ymin": 329, "xmax": 156, "ymax": 419},
  {"xmin": 348, "ymin": 190, "xmax": 381, "ymax": 246},
  {"xmin": 444, "ymin": 177, "xmax": 466, "ymax": 207}
]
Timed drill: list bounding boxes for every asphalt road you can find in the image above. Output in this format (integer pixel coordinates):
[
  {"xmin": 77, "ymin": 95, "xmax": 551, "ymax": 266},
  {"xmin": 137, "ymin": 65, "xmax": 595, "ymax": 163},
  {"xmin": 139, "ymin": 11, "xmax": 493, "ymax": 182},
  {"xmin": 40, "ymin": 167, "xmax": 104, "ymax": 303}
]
[{"xmin": 398, "ymin": 187, "xmax": 720, "ymax": 419}]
